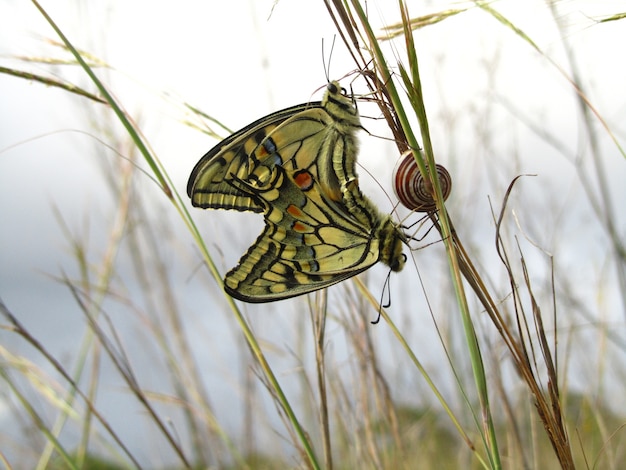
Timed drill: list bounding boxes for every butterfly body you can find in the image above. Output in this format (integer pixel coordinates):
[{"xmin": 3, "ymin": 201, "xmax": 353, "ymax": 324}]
[{"xmin": 188, "ymin": 81, "xmax": 405, "ymax": 302}]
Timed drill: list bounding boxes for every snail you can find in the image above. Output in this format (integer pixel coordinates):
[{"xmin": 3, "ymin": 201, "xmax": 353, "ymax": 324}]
[{"xmin": 392, "ymin": 153, "xmax": 452, "ymax": 212}]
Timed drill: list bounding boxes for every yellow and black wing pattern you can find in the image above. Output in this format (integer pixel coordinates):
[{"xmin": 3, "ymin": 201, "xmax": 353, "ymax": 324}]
[{"xmin": 187, "ymin": 81, "xmax": 406, "ymax": 303}]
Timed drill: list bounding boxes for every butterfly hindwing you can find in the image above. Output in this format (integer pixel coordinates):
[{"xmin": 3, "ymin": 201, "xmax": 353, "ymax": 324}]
[
  {"xmin": 222, "ymin": 164, "xmax": 382, "ymax": 301},
  {"xmin": 188, "ymin": 81, "xmax": 406, "ymax": 302}
]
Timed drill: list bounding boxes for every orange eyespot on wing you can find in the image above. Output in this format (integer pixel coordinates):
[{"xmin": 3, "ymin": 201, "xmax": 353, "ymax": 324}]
[{"xmin": 293, "ymin": 169, "xmax": 314, "ymax": 191}]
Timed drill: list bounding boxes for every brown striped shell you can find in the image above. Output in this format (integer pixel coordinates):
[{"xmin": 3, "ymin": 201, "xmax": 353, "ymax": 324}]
[{"xmin": 392, "ymin": 155, "xmax": 452, "ymax": 212}]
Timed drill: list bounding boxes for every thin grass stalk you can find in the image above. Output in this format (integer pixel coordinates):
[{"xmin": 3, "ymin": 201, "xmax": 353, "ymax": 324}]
[
  {"xmin": 121, "ymin": 179, "xmax": 227, "ymax": 465},
  {"xmin": 312, "ymin": 292, "xmax": 333, "ymax": 469},
  {"xmin": 328, "ymin": 369, "xmax": 356, "ymax": 464},
  {"xmin": 0, "ymin": 66, "xmax": 106, "ymax": 103},
  {"xmin": 348, "ymin": 301, "xmax": 383, "ymax": 468},
  {"xmin": 490, "ymin": 183, "xmax": 575, "ymax": 468},
  {"xmin": 63, "ymin": 278, "xmax": 192, "ymax": 467},
  {"xmin": 241, "ymin": 356, "xmax": 255, "ymax": 461},
  {"xmin": 489, "ymin": 353, "xmax": 530, "ymax": 469},
  {"xmin": 132, "ymin": 261, "xmax": 226, "ymax": 465},
  {"xmin": 217, "ymin": 304, "xmax": 321, "ymax": 468},
  {"xmin": 396, "ymin": 2, "xmax": 502, "ymax": 467},
  {"xmin": 29, "ymin": 0, "xmax": 171, "ymax": 198},
  {"xmin": 77, "ymin": 340, "xmax": 102, "ymax": 467},
  {"xmin": 348, "ymin": 298, "xmax": 385, "ymax": 468},
  {"xmin": 546, "ymin": 1, "xmax": 626, "ymax": 317},
  {"xmin": 0, "ymin": 367, "xmax": 77, "ymax": 470},
  {"xmin": 79, "ymin": 105, "xmax": 230, "ymax": 464},
  {"xmin": 15, "ymin": 19, "xmax": 187, "ymax": 466},
  {"xmin": 362, "ymin": 311, "xmax": 405, "ymax": 466},
  {"xmin": 348, "ymin": 1, "xmax": 423, "ymax": 163},
  {"xmin": 80, "ymin": 139, "xmax": 134, "ymax": 470},
  {"xmin": 0, "ymin": 302, "xmax": 141, "ymax": 468},
  {"xmin": 479, "ymin": 0, "xmax": 626, "ymax": 277},
  {"xmin": 353, "ymin": 277, "xmax": 488, "ymax": 467},
  {"xmin": 33, "ymin": 109, "xmax": 135, "ymax": 470},
  {"xmin": 478, "ymin": 0, "xmax": 623, "ymax": 161},
  {"xmin": 27, "ymin": 35, "xmax": 199, "ymax": 470}
]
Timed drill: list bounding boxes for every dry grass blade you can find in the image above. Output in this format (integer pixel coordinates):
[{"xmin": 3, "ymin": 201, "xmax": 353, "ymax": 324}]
[
  {"xmin": 0, "ymin": 66, "xmax": 106, "ymax": 104},
  {"xmin": 310, "ymin": 293, "xmax": 333, "ymax": 469},
  {"xmin": 379, "ymin": 8, "xmax": 470, "ymax": 39},
  {"xmin": 0, "ymin": 299, "xmax": 142, "ymax": 469},
  {"xmin": 61, "ymin": 277, "xmax": 192, "ymax": 468},
  {"xmin": 494, "ymin": 177, "xmax": 575, "ymax": 468}
]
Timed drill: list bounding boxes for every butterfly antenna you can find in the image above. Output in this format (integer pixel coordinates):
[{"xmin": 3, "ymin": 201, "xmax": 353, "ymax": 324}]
[
  {"xmin": 371, "ymin": 269, "xmax": 393, "ymax": 325},
  {"xmin": 322, "ymin": 36, "xmax": 337, "ymax": 83},
  {"xmin": 371, "ymin": 305, "xmax": 382, "ymax": 325}
]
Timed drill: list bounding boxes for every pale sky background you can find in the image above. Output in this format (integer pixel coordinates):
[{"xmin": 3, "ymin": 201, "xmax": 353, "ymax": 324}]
[{"xmin": 1, "ymin": 0, "xmax": 625, "ymax": 466}]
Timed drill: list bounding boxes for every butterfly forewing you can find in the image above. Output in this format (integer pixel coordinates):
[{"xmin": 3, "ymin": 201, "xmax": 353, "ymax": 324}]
[
  {"xmin": 188, "ymin": 103, "xmax": 320, "ymax": 211},
  {"xmin": 188, "ymin": 80, "xmax": 406, "ymax": 302}
]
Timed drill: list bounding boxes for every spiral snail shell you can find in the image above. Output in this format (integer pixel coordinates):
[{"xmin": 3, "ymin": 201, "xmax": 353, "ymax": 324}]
[{"xmin": 392, "ymin": 154, "xmax": 452, "ymax": 212}]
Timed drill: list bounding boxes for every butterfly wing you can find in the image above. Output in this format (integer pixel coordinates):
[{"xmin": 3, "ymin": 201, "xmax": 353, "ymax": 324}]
[
  {"xmin": 187, "ymin": 102, "xmax": 322, "ymax": 212},
  {"xmin": 223, "ymin": 164, "xmax": 383, "ymax": 302}
]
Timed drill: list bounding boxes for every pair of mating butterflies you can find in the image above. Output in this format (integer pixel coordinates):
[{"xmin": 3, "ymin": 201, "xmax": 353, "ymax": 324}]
[{"xmin": 187, "ymin": 81, "xmax": 407, "ymax": 303}]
